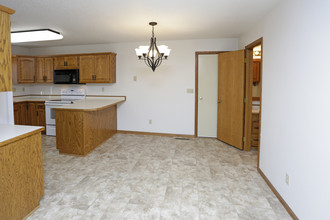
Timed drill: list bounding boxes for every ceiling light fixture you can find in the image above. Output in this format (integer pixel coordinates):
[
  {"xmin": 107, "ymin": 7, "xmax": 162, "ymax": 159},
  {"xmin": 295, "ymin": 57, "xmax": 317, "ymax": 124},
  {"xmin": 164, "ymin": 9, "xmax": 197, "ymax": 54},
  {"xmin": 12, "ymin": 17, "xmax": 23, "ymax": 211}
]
[
  {"xmin": 135, "ymin": 22, "xmax": 171, "ymax": 72},
  {"xmin": 11, "ymin": 29, "xmax": 63, "ymax": 43}
]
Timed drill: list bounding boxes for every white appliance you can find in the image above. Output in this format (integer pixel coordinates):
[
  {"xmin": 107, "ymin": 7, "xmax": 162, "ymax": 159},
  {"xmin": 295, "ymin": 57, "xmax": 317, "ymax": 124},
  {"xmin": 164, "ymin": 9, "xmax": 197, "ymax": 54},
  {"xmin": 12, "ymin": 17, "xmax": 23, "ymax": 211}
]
[
  {"xmin": 45, "ymin": 88, "xmax": 86, "ymax": 136},
  {"xmin": 0, "ymin": 91, "xmax": 14, "ymax": 125}
]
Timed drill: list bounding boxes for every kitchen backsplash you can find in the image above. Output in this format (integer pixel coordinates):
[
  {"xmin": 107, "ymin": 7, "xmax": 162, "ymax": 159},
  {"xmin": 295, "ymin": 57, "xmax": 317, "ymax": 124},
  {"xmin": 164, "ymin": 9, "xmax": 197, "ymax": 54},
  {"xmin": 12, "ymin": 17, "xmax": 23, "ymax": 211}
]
[{"xmin": 13, "ymin": 84, "xmax": 118, "ymax": 96}]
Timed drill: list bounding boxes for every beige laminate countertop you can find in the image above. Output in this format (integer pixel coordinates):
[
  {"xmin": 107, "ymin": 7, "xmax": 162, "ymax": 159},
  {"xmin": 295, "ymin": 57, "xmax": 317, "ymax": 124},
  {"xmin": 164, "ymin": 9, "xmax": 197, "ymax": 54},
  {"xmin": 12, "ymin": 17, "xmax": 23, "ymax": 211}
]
[
  {"xmin": 13, "ymin": 95, "xmax": 62, "ymax": 102},
  {"xmin": 54, "ymin": 97, "xmax": 126, "ymax": 111},
  {"xmin": 0, "ymin": 124, "xmax": 44, "ymax": 147}
]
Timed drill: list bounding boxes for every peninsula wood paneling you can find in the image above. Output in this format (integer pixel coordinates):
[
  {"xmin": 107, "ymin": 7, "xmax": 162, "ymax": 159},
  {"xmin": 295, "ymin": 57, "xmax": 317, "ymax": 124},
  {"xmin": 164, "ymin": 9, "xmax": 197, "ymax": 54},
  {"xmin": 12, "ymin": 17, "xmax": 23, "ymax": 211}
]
[
  {"xmin": 0, "ymin": 8, "xmax": 13, "ymax": 92},
  {"xmin": 0, "ymin": 132, "xmax": 44, "ymax": 220},
  {"xmin": 55, "ymin": 105, "xmax": 117, "ymax": 156}
]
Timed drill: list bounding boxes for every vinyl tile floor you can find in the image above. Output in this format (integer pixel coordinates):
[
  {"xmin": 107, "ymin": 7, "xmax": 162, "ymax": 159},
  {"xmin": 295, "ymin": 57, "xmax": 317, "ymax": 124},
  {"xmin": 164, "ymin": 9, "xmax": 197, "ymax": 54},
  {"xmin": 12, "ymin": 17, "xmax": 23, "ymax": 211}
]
[{"xmin": 27, "ymin": 133, "xmax": 291, "ymax": 220}]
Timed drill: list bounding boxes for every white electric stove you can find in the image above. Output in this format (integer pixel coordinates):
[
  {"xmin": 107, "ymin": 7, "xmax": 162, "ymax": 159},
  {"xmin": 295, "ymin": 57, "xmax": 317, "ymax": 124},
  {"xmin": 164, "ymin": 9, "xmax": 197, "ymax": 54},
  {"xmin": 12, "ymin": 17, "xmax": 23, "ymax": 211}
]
[{"xmin": 45, "ymin": 88, "xmax": 86, "ymax": 136}]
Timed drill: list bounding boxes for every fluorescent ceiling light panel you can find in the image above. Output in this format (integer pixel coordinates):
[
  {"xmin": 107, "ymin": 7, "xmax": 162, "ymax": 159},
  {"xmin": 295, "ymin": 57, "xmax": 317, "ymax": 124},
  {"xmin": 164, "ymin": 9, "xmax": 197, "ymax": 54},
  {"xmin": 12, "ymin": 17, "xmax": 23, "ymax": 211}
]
[{"xmin": 11, "ymin": 29, "xmax": 63, "ymax": 43}]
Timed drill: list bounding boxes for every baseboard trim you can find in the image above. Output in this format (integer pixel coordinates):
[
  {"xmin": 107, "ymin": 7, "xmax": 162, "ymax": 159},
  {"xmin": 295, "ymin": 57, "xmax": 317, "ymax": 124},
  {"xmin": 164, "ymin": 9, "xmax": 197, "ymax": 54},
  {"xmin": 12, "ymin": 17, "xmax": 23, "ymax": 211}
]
[
  {"xmin": 117, "ymin": 130, "xmax": 195, "ymax": 138},
  {"xmin": 258, "ymin": 168, "xmax": 298, "ymax": 220}
]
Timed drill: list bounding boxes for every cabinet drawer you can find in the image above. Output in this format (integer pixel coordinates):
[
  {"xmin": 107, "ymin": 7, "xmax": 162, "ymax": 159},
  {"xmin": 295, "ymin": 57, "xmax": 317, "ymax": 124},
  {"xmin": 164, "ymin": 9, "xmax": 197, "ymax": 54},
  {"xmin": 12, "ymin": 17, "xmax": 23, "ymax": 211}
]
[
  {"xmin": 251, "ymin": 140, "xmax": 259, "ymax": 147},
  {"xmin": 36, "ymin": 103, "xmax": 45, "ymax": 109},
  {"xmin": 251, "ymin": 134, "xmax": 259, "ymax": 141}
]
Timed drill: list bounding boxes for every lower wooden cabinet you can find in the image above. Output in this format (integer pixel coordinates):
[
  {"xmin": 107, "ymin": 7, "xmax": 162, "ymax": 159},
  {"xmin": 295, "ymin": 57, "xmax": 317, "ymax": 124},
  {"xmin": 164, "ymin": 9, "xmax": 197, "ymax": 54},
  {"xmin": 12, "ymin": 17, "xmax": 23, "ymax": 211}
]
[
  {"xmin": 14, "ymin": 102, "xmax": 46, "ymax": 131},
  {"xmin": 251, "ymin": 113, "xmax": 260, "ymax": 148}
]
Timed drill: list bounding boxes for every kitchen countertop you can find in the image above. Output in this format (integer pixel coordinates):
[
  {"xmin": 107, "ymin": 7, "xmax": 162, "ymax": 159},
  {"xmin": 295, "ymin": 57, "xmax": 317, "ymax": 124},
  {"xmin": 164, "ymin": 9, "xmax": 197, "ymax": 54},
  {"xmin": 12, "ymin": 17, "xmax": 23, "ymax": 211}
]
[
  {"xmin": 54, "ymin": 97, "xmax": 126, "ymax": 111},
  {"xmin": 13, "ymin": 95, "xmax": 62, "ymax": 102},
  {"xmin": 0, "ymin": 124, "xmax": 44, "ymax": 147}
]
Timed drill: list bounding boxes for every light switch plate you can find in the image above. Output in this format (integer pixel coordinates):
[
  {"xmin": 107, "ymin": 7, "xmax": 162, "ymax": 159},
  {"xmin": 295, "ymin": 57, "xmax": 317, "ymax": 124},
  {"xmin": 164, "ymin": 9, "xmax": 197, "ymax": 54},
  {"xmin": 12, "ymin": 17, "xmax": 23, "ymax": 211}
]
[{"xmin": 186, "ymin": 88, "xmax": 194, "ymax": 94}]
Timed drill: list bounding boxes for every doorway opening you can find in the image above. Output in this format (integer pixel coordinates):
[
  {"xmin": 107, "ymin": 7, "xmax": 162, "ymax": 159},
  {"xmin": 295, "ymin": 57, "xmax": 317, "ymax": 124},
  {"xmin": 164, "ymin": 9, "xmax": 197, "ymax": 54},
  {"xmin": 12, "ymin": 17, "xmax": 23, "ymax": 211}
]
[{"xmin": 195, "ymin": 51, "xmax": 225, "ymax": 138}]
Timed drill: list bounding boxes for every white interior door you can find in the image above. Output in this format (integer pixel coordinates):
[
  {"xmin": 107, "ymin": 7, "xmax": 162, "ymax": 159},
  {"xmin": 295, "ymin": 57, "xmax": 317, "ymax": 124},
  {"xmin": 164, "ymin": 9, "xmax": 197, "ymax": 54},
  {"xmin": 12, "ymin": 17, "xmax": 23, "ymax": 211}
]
[{"xmin": 198, "ymin": 54, "xmax": 218, "ymax": 137}]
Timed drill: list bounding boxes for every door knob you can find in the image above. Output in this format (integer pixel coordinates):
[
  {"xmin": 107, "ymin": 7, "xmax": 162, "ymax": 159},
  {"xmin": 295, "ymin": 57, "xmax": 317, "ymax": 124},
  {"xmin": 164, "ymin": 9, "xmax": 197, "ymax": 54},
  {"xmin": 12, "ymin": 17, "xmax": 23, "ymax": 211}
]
[
  {"xmin": 199, "ymin": 97, "xmax": 203, "ymax": 100},
  {"xmin": 218, "ymin": 99, "xmax": 222, "ymax": 103}
]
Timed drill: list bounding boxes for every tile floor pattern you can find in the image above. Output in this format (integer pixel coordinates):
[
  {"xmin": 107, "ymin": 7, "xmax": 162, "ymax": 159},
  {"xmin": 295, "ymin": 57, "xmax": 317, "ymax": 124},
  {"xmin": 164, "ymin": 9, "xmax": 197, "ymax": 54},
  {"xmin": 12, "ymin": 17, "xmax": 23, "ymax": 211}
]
[{"xmin": 27, "ymin": 134, "xmax": 291, "ymax": 220}]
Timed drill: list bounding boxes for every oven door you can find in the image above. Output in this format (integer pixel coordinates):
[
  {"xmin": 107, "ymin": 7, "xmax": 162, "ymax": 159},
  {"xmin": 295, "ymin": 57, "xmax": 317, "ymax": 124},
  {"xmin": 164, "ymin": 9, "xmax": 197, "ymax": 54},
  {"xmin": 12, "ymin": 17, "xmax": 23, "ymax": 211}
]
[{"xmin": 45, "ymin": 104, "xmax": 58, "ymax": 125}]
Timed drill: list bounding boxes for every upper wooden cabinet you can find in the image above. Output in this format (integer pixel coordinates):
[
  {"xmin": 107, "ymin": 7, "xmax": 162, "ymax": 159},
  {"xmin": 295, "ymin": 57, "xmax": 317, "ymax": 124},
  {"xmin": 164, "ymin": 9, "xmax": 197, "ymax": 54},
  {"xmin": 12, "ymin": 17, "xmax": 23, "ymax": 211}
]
[
  {"xmin": 79, "ymin": 53, "xmax": 116, "ymax": 83},
  {"xmin": 12, "ymin": 53, "xmax": 116, "ymax": 84},
  {"xmin": 54, "ymin": 56, "xmax": 79, "ymax": 69},
  {"xmin": 253, "ymin": 59, "xmax": 261, "ymax": 83},
  {"xmin": 36, "ymin": 57, "xmax": 53, "ymax": 83},
  {"xmin": 16, "ymin": 56, "xmax": 36, "ymax": 83}
]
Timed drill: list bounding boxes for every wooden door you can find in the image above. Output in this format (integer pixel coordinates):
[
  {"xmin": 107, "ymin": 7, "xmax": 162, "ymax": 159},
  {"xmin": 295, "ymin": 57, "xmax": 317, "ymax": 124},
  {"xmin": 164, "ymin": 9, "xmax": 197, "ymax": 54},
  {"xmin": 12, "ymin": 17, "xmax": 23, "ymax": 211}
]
[
  {"xmin": 94, "ymin": 55, "xmax": 109, "ymax": 82},
  {"xmin": 18, "ymin": 57, "xmax": 36, "ymax": 83},
  {"xmin": 44, "ymin": 57, "xmax": 54, "ymax": 82},
  {"xmin": 217, "ymin": 50, "xmax": 245, "ymax": 149},
  {"xmin": 79, "ymin": 55, "xmax": 95, "ymax": 83},
  {"xmin": 36, "ymin": 58, "xmax": 45, "ymax": 83}
]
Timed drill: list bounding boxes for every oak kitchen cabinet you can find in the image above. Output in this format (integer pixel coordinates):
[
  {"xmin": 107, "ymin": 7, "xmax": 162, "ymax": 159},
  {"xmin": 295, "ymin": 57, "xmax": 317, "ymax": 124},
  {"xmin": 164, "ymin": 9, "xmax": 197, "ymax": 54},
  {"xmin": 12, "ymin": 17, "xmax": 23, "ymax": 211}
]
[
  {"xmin": 36, "ymin": 57, "xmax": 54, "ymax": 83},
  {"xmin": 79, "ymin": 53, "xmax": 116, "ymax": 83},
  {"xmin": 14, "ymin": 102, "xmax": 46, "ymax": 131},
  {"xmin": 253, "ymin": 59, "xmax": 261, "ymax": 83},
  {"xmin": 54, "ymin": 55, "xmax": 79, "ymax": 69},
  {"xmin": 13, "ymin": 56, "xmax": 36, "ymax": 83},
  {"xmin": 251, "ymin": 112, "xmax": 260, "ymax": 148}
]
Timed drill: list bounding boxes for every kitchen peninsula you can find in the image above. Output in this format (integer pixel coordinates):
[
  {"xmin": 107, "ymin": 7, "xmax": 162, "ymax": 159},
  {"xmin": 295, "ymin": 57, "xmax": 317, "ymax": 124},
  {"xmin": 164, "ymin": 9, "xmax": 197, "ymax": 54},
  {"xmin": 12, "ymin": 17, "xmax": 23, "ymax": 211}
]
[
  {"xmin": 0, "ymin": 125, "xmax": 44, "ymax": 220},
  {"xmin": 54, "ymin": 97, "xmax": 125, "ymax": 156}
]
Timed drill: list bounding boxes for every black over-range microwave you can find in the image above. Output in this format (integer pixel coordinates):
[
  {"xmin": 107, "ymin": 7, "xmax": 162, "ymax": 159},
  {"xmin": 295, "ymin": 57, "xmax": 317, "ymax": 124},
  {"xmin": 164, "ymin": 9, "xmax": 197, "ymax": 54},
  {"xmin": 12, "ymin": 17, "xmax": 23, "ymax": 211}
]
[{"xmin": 53, "ymin": 69, "xmax": 80, "ymax": 84}]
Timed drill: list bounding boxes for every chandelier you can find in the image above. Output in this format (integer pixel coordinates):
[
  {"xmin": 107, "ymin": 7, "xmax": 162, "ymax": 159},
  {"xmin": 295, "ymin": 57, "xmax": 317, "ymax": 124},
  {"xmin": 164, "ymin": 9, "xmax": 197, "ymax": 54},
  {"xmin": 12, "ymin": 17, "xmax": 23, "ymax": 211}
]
[{"xmin": 135, "ymin": 22, "xmax": 171, "ymax": 72}]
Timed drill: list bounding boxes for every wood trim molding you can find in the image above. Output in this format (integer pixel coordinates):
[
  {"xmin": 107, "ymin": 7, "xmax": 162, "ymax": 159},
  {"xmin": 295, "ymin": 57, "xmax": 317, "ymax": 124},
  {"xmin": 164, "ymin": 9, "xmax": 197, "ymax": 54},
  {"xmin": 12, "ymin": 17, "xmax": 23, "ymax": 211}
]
[
  {"xmin": 117, "ymin": 130, "xmax": 195, "ymax": 138},
  {"xmin": 258, "ymin": 168, "xmax": 298, "ymax": 220},
  {"xmin": 245, "ymin": 37, "xmax": 263, "ymax": 167},
  {"xmin": 0, "ymin": 4, "xmax": 15, "ymax": 14}
]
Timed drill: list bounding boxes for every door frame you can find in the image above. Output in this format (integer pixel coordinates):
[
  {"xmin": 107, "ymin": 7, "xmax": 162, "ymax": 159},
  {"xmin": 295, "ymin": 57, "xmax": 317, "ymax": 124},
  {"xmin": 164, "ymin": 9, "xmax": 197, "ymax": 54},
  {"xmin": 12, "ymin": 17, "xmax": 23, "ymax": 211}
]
[
  {"xmin": 195, "ymin": 51, "xmax": 226, "ymax": 137},
  {"xmin": 245, "ymin": 37, "xmax": 263, "ymax": 165}
]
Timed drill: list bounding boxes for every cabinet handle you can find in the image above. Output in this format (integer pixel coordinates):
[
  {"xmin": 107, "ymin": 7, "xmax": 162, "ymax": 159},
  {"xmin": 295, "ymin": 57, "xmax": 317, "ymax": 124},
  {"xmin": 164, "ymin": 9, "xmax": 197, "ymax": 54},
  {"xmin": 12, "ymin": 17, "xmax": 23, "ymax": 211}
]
[{"xmin": 37, "ymin": 111, "xmax": 39, "ymax": 116}]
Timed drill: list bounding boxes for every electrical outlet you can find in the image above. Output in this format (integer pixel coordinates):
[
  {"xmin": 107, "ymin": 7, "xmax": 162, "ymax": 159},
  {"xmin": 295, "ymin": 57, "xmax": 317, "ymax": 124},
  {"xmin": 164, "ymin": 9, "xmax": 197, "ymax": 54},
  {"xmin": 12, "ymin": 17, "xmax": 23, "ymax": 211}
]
[
  {"xmin": 13, "ymin": 88, "xmax": 16, "ymax": 92},
  {"xmin": 102, "ymin": 87, "xmax": 105, "ymax": 92},
  {"xmin": 285, "ymin": 173, "xmax": 290, "ymax": 185},
  {"xmin": 22, "ymin": 87, "xmax": 25, "ymax": 92},
  {"xmin": 149, "ymin": 119, "xmax": 152, "ymax": 124},
  {"xmin": 133, "ymin": 76, "xmax": 137, "ymax": 81}
]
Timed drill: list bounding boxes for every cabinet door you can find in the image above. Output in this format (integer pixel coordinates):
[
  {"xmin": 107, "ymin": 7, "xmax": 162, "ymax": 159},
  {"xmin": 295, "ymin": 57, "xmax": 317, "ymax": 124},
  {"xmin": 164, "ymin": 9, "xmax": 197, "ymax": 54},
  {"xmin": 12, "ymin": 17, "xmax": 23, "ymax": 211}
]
[
  {"xmin": 253, "ymin": 60, "xmax": 260, "ymax": 83},
  {"xmin": 44, "ymin": 57, "xmax": 54, "ymax": 83},
  {"xmin": 20, "ymin": 102, "xmax": 28, "ymax": 125},
  {"xmin": 27, "ymin": 103, "xmax": 36, "ymax": 125},
  {"xmin": 35, "ymin": 103, "xmax": 46, "ymax": 127},
  {"xmin": 94, "ymin": 55, "xmax": 110, "ymax": 82},
  {"xmin": 65, "ymin": 56, "xmax": 79, "ymax": 69},
  {"xmin": 18, "ymin": 57, "xmax": 36, "ymax": 83},
  {"xmin": 14, "ymin": 103, "xmax": 20, "ymax": 124},
  {"xmin": 79, "ymin": 56, "xmax": 95, "ymax": 83},
  {"xmin": 54, "ymin": 56, "xmax": 66, "ymax": 69},
  {"xmin": 109, "ymin": 53, "xmax": 116, "ymax": 83},
  {"xmin": 36, "ymin": 58, "xmax": 45, "ymax": 83}
]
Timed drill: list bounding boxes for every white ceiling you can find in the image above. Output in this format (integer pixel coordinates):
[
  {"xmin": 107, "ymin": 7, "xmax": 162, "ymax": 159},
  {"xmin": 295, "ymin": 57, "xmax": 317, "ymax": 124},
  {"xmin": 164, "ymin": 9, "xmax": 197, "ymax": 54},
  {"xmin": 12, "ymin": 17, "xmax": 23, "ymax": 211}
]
[{"xmin": 2, "ymin": 0, "xmax": 282, "ymax": 47}]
